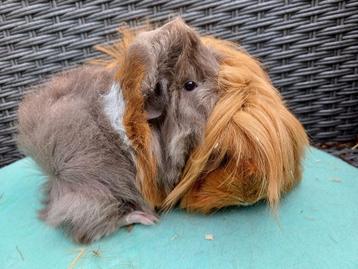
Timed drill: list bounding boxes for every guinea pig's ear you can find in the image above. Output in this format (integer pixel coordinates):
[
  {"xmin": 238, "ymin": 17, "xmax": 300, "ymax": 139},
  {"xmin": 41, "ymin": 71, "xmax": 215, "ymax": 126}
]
[{"xmin": 165, "ymin": 18, "xmax": 202, "ymax": 49}]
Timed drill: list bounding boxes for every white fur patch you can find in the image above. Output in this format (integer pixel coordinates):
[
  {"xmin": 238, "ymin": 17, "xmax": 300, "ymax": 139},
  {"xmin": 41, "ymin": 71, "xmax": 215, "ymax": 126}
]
[{"xmin": 102, "ymin": 83, "xmax": 131, "ymax": 146}]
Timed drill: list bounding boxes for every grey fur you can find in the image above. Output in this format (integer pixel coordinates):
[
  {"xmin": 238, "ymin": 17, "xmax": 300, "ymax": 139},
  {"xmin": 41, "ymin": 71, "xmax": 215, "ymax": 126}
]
[
  {"xmin": 136, "ymin": 19, "xmax": 220, "ymax": 192},
  {"xmin": 17, "ymin": 66, "xmax": 155, "ymax": 243},
  {"xmin": 17, "ymin": 19, "xmax": 219, "ymax": 243}
]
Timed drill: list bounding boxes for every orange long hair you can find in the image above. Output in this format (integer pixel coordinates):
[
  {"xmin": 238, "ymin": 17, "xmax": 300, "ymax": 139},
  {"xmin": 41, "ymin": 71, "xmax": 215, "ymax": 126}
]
[
  {"xmin": 162, "ymin": 36, "xmax": 308, "ymax": 212},
  {"xmin": 96, "ymin": 26, "xmax": 165, "ymax": 208}
]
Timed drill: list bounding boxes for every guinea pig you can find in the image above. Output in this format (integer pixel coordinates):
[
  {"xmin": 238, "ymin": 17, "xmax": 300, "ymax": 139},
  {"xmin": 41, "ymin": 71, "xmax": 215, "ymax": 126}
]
[
  {"xmin": 162, "ymin": 32, "xmax": 309, "ymax": 213},
  {"xmin": 17, "ymin": 18, "xmax": 220, "ymax": 243},
  {"xmin": 98, "ymin": 18, "xmax": 308, "ymax": 213}
]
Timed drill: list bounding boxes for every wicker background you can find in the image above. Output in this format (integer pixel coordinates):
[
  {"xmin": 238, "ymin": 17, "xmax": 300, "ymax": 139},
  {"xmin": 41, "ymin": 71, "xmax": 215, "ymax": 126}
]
[{"xmin": 0, "ymin": 0, "xmax": 357, "ymax": 167}]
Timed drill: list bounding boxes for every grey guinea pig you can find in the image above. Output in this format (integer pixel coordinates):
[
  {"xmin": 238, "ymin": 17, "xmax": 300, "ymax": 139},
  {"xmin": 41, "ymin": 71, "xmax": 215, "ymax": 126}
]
[{"xmin": 17, "ymin": 18, "xmax": 220, "ymax": 243}]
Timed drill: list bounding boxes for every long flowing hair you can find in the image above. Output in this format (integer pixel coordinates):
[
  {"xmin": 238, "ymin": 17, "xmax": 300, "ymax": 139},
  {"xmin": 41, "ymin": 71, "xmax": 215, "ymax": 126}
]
[{"xmin": 162, "ymin": 36, "xmax": 308, "ymax": 212}]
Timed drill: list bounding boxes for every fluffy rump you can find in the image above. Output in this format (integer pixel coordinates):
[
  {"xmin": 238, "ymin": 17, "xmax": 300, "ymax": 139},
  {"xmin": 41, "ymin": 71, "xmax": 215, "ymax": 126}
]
[{"xmin": 17, "ymin": 67, "xmax": 153, "ymax": 243}]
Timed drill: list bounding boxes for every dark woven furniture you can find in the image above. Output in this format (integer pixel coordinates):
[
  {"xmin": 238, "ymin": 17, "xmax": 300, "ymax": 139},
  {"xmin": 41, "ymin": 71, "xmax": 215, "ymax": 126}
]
[{"xmin": 1, "ymin": 0, "xmax": 357, "ymax": 167}]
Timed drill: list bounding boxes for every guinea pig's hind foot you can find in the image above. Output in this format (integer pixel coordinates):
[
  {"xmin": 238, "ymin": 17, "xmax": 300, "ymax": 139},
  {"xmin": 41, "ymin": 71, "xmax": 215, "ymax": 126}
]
[{"xmin": 124, "ymin": 211, "xmax": 159, "ymax": 226}]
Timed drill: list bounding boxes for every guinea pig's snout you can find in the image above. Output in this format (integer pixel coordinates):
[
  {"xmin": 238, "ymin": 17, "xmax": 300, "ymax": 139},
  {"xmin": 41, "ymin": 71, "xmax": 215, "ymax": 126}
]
[{"xmin": 144, "ymin": 80, "xmax": 168, "ymax": 120}]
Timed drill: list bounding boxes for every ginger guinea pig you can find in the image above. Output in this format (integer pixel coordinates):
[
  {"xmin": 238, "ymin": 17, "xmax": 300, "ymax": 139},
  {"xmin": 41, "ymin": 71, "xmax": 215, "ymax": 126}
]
[{"xmin": 162, "ymin": 25, "xmax": 309, "ymax": 213}]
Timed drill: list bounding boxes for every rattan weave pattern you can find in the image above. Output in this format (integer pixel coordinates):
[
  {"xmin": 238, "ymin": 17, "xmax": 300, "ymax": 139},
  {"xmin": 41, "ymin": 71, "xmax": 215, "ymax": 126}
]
[{"xmin": 0, "ymin": 0, "xmax": 357, "ymax": 167}]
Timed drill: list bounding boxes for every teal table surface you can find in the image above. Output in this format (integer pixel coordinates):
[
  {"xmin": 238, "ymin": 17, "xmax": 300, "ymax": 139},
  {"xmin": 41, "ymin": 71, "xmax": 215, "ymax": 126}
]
[{"xmin": 0, "ymin": 147, "xmax": 357, "ymax": 269}]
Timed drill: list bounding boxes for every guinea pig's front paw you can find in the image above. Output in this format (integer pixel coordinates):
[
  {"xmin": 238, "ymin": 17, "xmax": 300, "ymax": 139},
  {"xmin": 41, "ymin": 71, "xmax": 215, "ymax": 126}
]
[
  {"xmin": 69, "ymin": 211, "xmax": 159, "ymax": 244},
  {"xmin": 124, "ymin": 211, "xmax": 159, "ymax": 226}
]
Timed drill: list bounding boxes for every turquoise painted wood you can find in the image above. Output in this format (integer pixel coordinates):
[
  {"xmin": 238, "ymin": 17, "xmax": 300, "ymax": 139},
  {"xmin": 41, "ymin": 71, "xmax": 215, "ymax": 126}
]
[{"xmin": 0, "ymin": 148, "xmax": 357, "ymax": 269}]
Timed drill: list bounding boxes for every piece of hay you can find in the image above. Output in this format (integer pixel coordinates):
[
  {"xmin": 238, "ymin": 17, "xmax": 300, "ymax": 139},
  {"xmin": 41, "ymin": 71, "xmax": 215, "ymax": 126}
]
[
  {"xmin": 171, "ymin": 234, "xmax": 178, "ymax": 240},
  {"xmin": 16, "ymin": 246, "xmax": 24, "ymax": 261},
  {"xmin": 330, "ymin": 177, "xmax": 342, "ymax": 183},
  {"xmin": 205, "ymin": 234, "xmax": 214, "ymax": 240},
  {"xmin": 68, "ymin": 248, "xmax": 86, "ymax": 269},
  {"xmin": 304, "ymin": 216, "xmax": 316, "ymax": 221},
  {"xmin": 91, "ymin": 248, "xmax": 101, "ymax": 257}
]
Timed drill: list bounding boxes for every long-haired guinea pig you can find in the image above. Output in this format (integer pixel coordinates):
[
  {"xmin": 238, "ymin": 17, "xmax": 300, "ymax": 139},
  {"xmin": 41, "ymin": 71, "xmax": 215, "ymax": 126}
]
[
  {"xmin": 161, "ymin": 22, "xmax": 309, "ymax": 213},
  {"xmin": 17, "ymin": 18, "xmax": 220, "ymax": 243},
  {"xmin": 97, "ymin": 18, "xmax": 308, "ymax": 213}
]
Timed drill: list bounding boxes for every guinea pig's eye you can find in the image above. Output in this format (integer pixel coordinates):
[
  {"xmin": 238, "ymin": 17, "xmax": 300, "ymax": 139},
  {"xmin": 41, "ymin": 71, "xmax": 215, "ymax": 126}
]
[
  {"xmin": 183, "ymin": 81, "xmax": 198, "ymax": 91},
  {"xmin": 154, "ymin": 82, "xmax": 162, "ymax": 95}
]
